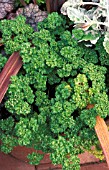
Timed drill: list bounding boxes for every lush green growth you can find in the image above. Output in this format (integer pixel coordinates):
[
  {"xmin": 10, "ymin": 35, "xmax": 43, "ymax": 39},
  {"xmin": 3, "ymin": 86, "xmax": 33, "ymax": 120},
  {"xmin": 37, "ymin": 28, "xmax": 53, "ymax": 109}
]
[
  {"xmin": 27, "ymin": 152, "xmax": 44, "ymax": 165},
  {"xmin": 36, "ymin": 0, "xmax": 45, "ymax": 4},
  {"xmin": 0, "ymin": 13, "xmax": 109, "ymax": 169},
  {"xmin": 0, "ymin": 54, "xmax": 7, "ymax": 71}
]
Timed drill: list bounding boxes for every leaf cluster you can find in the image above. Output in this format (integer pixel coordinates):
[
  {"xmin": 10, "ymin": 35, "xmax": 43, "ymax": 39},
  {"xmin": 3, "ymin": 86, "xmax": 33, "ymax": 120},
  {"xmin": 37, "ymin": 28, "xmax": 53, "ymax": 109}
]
[
  {"xmin": 0, "ymin": 54, "xmax": 7, "ymax": 71},
  {"xmin": 0, "ymin": 12, "xmax": 109, "ymax": 169}
]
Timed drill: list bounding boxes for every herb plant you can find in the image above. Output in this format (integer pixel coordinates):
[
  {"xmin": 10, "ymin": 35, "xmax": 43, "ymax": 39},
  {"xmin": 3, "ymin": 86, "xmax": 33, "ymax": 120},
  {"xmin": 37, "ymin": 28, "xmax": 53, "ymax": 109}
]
[
  {"xmin": 0, "ymin": 12, "xmax": 109, "ymax": 169},
  {"xmin": 0, "ymin": 54, "xmax": 7, "ymax": 72}
]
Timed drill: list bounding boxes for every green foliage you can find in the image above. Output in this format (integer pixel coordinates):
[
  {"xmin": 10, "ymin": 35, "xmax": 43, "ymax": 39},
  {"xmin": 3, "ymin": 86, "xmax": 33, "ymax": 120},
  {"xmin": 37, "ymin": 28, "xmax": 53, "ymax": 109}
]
[
  {"xmin": 83, "ymin": 49, "xmax": 98, "ymax": 64},
  {"xmin": 0, "ymin": 117, "xmax": 14, "ymax": 133},
  {"xmin": 27, "ymin": 152, "xmax": 44, "ymax": 165},
  {"xmin": 50, "ymin": 136, "xmax": 80, "ymax": 170},
  {"xmin": 23, "ymin": 0, "xmax": 30, "ymax": 4},
  {"xmin": 0, "ymin": 54, "xmax": 7, "ymax": 71},
  {"xmin": 15, "ymin": 117, "xmax": 39, "ymax": 145},
  {"xmin": 38, "ymin": 12, "xmax": 66, "ymax": 35},
  {"xmin": 37, "ymin": 0, "xmax": 45, "ymax": 4},
  {"xmin": 0, "ymin": 12, "xmax": 109, "ymax": 169},
  {"xmin": 80, "ymin": 109, "xmax": 97, "ymax": 128},
  {"xmin": 5, "ymin": 76, "xmax": 35, "ymax": 115},
  {"xmin": 0, "ymin": 134, "xmax": 17, "ymax": 153},
  {"xmin": 0, "ymin": 117, "xmax": 17, "ymax": 153},
  {"xmin": 0, "ymin": 116, "xmax": 17, "ymax": 154},
  {"xmin": 96, "ymin": 37, "xmax": 109, "ymax": 66},
  {"xmin": 0, "ymin": 15, "xmax": 33, "ymax": 54}
]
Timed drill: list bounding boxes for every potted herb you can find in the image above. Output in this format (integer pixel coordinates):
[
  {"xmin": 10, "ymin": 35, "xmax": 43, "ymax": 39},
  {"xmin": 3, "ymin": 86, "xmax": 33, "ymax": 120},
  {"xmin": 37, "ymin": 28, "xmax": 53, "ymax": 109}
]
[
  {"xmin": 61, "ymin": 0, "xmax": 109, "ymax": 166},
  {"xmin": 0, "ymin": 1, "xmax": 109, "ymax": 169}
]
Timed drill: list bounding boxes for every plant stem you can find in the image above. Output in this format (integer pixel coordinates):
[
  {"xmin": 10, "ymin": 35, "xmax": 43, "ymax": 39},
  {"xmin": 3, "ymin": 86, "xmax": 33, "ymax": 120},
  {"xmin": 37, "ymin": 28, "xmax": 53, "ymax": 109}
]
[
  {"xmin": 33, "ymin": 0, "xmax": 37, "ymax": 5},
  {"xmin": 20, "ymin": 0, "xmax": 27, "ymax": 6}
]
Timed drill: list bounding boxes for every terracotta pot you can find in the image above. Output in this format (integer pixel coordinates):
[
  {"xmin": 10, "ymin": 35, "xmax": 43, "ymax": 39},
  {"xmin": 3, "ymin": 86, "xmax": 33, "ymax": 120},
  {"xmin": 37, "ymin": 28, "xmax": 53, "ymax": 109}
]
[
  {"xmin": 11, "ymin": 146, "xmax": 62, "ymax": 169},
  {"xmin": 10, "ymin": 145, "xmax": 104, "ymax": 169}
]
